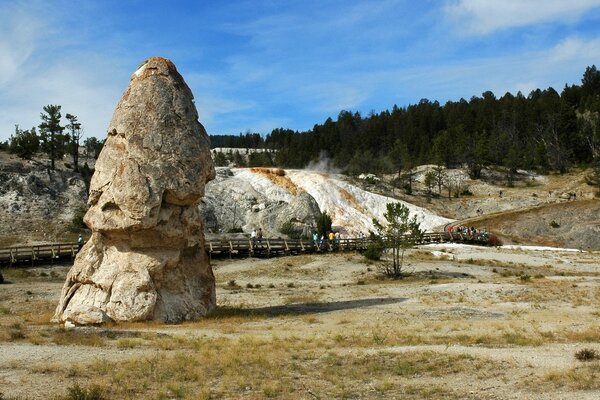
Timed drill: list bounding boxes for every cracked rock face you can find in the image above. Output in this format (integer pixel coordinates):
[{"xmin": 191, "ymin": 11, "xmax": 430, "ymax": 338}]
[{"xmin": 53, "ymin": 57, "xmax": 216, "ymax": 325}]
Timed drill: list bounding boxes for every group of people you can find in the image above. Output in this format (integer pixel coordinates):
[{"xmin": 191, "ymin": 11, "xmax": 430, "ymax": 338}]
[
  {"xmin": 312, "ymin": 231, "xmax": 341, "ymax": 250},
  {"xmin": 250, "ymin": 228, "xmax": 263, "ymax": 246},
  {"xmin": 447, "ymin": 225, "xmax": 488, "ymax": 240}
]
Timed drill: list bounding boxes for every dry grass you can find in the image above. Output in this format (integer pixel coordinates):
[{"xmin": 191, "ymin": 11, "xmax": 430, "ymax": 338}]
[
  {"xmin": 2, "ymin": 250, "xmax": 600, "ymax": 399},
  {"xmin": 530, "ymin": 363, "xmax": 600, "ymax": 391},
  {"xmin": 50, "ymin": 336, "xmax": 507, "ymax": 399}
]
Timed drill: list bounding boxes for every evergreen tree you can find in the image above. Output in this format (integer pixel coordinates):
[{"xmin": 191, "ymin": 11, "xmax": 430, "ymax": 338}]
[
  {"xmin": 65, "ymin": 113, "xmax": 82, "ymax": 171},
  {"xmin": 9, "ymin": 125, "xmax": 39, "ymax": 159},
  {"xmin": 39, "ymin": 104, "xmax": 65, "ymax": 170},
  {"xmin": 315, "ymin": 211, "xmax": 332, "ymax": 237},
  {"xmin": 83, "ymin": 136, "xmax": 103, "ymax": 159},
  {"xmin": 372, "ymin": 203, "xmax": 424, "ymax": 278}
]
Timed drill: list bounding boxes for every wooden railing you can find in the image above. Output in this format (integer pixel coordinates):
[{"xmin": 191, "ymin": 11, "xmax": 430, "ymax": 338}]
[
  {"xmin": 0, "ymin": 232, "xmax": 490, "ymax": 265},
  {"xmin": 0, "ymin": 242, "xmax": 80, "ymax": 266}
]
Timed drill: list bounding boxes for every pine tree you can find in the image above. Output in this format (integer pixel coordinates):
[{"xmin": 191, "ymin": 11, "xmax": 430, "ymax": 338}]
[
  {"xmin": 65, "ymin": 113, "xmax": 82, "ymax": 172},
  {"xmin": 39, "ymin": 104, "xmax": 65, "ymax": 170}
]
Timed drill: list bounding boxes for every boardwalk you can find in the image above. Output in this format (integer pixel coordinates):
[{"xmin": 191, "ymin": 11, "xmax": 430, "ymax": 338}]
[{"xmin": 0, "ymin": 232, "xmax": 490, "ymax": 266}]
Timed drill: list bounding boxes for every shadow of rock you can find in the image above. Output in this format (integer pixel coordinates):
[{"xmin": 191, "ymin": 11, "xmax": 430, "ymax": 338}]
[{"xmin": 212, "ymin": 297, "xmax": 408, "ymax": 318}]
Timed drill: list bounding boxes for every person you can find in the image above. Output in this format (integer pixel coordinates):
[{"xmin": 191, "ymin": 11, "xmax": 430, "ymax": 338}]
[
  {"xmin": 312, "ymin": 231, "xmax": 319, "ymax": 248},
  {"xmin": 328, "ymin": 231, "xmax": 334, "ymax": 249},
  {"xmin": 77, "ymin": 234, "xmax": 84, "ymax": 251},
  {"xmin": 251, "ymin": 229, "xmax": 257, "ymax": 247},
  {"xmin": 334, "ymin": 231, "xmax": 341, "ymax": 249},
  {"xmin": 257, "ymin": 228, "xmax": 263, "ymax": 246}
]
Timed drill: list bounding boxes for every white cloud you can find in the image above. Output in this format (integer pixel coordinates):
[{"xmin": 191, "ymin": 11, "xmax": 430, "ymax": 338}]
[
  {"xmin": 0, "ymin": 3, "xmax": 130, "ymax": 141},
  {"xmin": 0, "ymin": 5, "xmax": 40, "ymax": 87},
  {"xmin": 445, "ymin": 0, "xmax": 600, "ymax": 34}
]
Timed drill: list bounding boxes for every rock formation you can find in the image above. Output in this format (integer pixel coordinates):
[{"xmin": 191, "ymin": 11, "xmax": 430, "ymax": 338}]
[
  {"xmin": 200, "ymin": 167, "xmax": 321, "ymax": 237},
  {"xmin": 53, "ymin": 57, "xmax": 216, "ymax": 325}
]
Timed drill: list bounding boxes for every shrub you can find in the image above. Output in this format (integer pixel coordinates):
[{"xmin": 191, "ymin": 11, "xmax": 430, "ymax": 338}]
[
  {"xmin": 0, "ymin": 271, "xmax": 3, "ymax": 284},
  {"xmin": 60, "ymin": 384, "xmax": 105, "ymax": 400},
  {"xmin": 549, "ymin": 220, "xmax": 560, "ymax": 228},
  {"xmin": 70, "ymin": 206, "xmax": 88, "ymax": 233},
  {"xmin": 363, "ymin": 243, "xmax": 382, "ymax": 261},
  {"xmin": 273, "ymin": 168, "xmax": 285, "ymax": 176},
  {"xmin": 519, "ymin": 274, "xmax": 531, "ymax": 282},
  {"xmin": 227, "ymin": 227, "xmax": 243, "ymax": 233},
  {"xmin": 488, "ymin": 234, "xmax": 503, "ymax": 246},
  {"xmin": 575, "ymin": 348, "xmax": 599, "ymax": 361},
  {"xmin": 280, "ymin": 221, "xmax": 303, "ymax": 239}
]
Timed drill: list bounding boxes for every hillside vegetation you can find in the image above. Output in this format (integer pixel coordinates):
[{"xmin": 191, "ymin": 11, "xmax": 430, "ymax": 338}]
[{"xmin": 210, "ymin": 66, "xmax": 600, "ymax": 184}]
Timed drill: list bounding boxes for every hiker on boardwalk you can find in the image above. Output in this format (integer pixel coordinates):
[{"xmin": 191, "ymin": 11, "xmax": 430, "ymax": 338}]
[
  {"xmin": 251, "ymin": 229, "xmax": 257, "ymax": 247},
  {"xmin": 77, "ymin": 234, "xmax": 84, "ymax": 251},
  {"xmin": 257, "ymin": 228, "xmax": 263, "ymax": 246},
  {"xmin": 312, "ymin": 231, "xmax": 319, "ymax": 248}
]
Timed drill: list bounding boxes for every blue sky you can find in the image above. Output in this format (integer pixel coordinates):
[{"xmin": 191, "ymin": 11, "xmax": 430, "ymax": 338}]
[{"xmin": 1, "ymin": 0, "xmax": 600, "ymax": 142}]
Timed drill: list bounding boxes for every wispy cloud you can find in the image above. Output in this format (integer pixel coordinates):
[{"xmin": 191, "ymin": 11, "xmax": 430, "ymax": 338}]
[
  {"xmin": 0, "ymin": 2, "xmax": 130, "ymax": 139},
  {"xmin": 445, "ymin": 0, "xmax": 600, "ymax": 35},
  {"xmin": 0, "ymin": 4, "xmax": 40, "ymax": 87},
  {"xmin": 1, "ymin": 1, "xmax": 599, "ymax": 141}
]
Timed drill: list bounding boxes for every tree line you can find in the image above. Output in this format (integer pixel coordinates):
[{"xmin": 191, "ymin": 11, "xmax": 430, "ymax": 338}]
[
  {"xmin": 209, "ymin": 66, "xmax": 600, "ymax": 181},
  {"xmin": 3, "ymin": 105, "xmax": 104, "ymax": 171}
]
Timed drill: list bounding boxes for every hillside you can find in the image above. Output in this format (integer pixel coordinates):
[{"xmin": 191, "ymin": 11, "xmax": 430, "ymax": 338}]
[
  {"xmin": 0, "ymin": 151, "xmax": 88, "ymax": 247},
  {"xmin": 1, "ymin": 149, "xmax": 598, "ymax": 249}
]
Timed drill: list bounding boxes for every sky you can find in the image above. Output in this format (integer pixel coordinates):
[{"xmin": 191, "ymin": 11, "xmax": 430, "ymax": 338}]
[{"xmin": 1, "ymin": 0, "xmax": 600, "ymax": 142}]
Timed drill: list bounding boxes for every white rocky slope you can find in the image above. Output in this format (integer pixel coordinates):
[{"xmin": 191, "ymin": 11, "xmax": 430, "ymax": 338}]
[
  {"xmin": 200, "ymin": 167, "xmax": 452, "ymax": 237},
  {"xmin": 0, "ymin": 157, "xmax": 87, "ymax": 244}
]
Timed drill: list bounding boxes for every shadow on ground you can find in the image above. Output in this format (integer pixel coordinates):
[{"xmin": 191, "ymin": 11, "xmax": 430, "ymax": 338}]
[{"xmin": 211, "ymin": 297, "xmax": 408, "ymax": 318}]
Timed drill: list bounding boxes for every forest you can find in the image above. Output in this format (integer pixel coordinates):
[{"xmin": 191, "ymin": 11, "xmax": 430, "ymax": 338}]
[{"xmin": 212, "ymin": 66, "xmax": 600, "ymax": 178}]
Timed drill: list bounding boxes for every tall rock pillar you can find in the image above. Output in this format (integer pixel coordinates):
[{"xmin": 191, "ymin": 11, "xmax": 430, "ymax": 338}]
[{"xmin": 54, "ymin": 57, "xmax": 216, "ymax": 324}]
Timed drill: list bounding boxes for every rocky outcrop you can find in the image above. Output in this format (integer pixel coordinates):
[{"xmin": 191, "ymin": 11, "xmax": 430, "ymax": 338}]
[
  {"xmin": 53, "ymin": 57, "xmax": 216, "ymax": 325},
  {"xmin": 200, "ymin": 167, "xmax": 321, "ymax": 237},
  {"xmin": 0, "ymin": 159, "xmax": 87, "ymax": 244}
]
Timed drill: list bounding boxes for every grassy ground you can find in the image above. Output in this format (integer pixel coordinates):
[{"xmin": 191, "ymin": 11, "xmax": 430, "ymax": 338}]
[{"xmin": 1, "ymin": 247, "xmax": 599, "ymax": 399}]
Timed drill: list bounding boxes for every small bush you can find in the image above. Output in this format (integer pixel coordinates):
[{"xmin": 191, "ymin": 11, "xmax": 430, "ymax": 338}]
[
  {"xmin": 287, "ymin": 282, "xmax": 295, "ymax": 288},
  {"xmin": 61, "ymin": 383, "xmax": 105, "ymax": 400},
  {"xmin": 280, "ymin": 221, "xmax": 304, "ymax": 239},
  {"xmin": 549, "ymin": 220, "xmax": 560, "ymax": 228},
  {"xmin": 227, "ymin": 227, "xmax": 243, "ymax": 233},
  {"xmin": 273, "ymin": 168, "xmax": 285, "ymax": 176},
  {"xmin": 227, "ymin": 280, "xmax": 239, "ymax": 288},
  {"xmin": 246, "ymin": 283, "xmax": 254, "ymax": 289},
  {"xmin": 575, "ymin": 348, "xmax": 599, "ymax": 361},
  {"xmin": 363, "ymin": 243, "xmax": 382, "ymax": 261},
  {"xmin": 519, "ymin": 274, "xmax": 531, "ymax": 282},
  {"xmin": 488, "ymin": 234, "xmax": 503, "ymax": 246},
  {"xmin": 70, "ymin": 206, "xmax": 88, "ymax": 233}
]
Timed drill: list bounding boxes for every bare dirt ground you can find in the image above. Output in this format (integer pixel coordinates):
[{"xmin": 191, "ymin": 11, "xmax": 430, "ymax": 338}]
[{"xmin": 1, "ymin": 246, "xmax": 599, "ymax": 399}]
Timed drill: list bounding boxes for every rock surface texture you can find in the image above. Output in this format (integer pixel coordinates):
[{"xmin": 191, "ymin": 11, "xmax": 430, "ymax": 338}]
[{"xmin": 54, "ymin": 57, "xmax": 216, "ymax": 325}]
